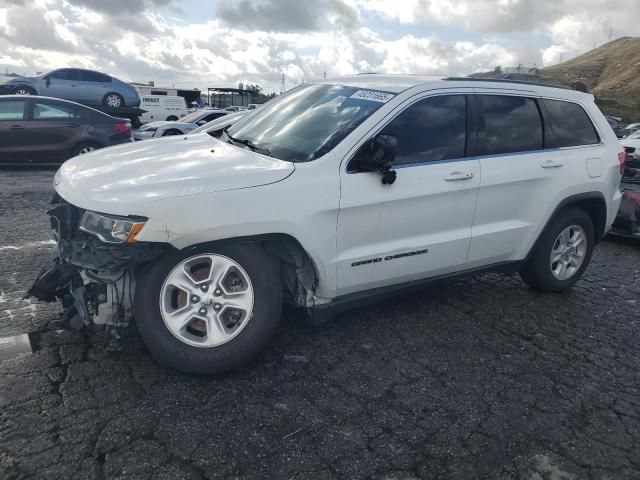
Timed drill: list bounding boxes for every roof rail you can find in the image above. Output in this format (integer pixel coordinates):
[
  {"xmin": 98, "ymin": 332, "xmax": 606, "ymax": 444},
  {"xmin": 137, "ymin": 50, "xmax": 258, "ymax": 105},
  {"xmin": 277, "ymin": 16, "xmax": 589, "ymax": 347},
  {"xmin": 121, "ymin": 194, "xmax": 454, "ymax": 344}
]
[{"xmin": 445, "ymin": 76, "xmax": 573, "ymax": 90}]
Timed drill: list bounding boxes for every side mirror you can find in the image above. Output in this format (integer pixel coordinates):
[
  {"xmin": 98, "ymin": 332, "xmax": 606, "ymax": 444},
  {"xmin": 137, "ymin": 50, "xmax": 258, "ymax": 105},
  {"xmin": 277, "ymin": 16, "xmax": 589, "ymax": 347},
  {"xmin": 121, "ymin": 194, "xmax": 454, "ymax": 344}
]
[
  {"xmin": 352, "ymin": 133, "xmax": 398, "ymax": 184},
  {"xmin": 45, "ymin": 77, "xmax": 51, "ymax": 87}
]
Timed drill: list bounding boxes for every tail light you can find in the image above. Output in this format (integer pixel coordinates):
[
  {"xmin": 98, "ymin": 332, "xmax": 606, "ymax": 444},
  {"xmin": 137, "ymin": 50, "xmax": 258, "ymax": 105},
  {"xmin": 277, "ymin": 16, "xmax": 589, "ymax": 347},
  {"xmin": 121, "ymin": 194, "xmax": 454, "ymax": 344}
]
[
  {"xmin": 618, "ymin": 151, "xmax": 627, "ymax": 174},
  {"xmin": 114, "ymin": 122, "xmax": 131, "ymax": 135}
]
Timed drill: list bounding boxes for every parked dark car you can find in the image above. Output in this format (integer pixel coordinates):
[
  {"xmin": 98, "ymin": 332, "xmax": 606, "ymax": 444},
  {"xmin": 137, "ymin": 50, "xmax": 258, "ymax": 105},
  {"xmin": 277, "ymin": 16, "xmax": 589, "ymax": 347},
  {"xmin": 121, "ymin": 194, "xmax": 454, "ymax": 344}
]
[
  {"xmin": 0, "ymin": 95, "xmax": 133, "ymax": 165},
  {"xmin": 0, "ymin": 68, "xmax": 140, "ymax": 108}
]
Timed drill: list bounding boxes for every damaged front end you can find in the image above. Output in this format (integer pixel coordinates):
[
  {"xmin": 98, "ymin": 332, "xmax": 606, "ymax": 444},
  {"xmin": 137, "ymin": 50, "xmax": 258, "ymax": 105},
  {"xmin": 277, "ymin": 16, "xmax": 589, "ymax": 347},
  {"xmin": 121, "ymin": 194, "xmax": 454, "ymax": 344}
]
[{"xmin": 27, "ymin": 195, "xmax": 171, "ymax": 330}]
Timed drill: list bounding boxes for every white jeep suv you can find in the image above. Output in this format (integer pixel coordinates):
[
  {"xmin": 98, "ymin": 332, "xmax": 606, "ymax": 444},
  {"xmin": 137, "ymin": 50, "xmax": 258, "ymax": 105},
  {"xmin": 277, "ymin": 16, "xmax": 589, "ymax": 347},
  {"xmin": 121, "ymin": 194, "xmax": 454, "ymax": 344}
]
[{"xmin": 30, "ymin": 75, "xmax": 624, "ymax": 374}]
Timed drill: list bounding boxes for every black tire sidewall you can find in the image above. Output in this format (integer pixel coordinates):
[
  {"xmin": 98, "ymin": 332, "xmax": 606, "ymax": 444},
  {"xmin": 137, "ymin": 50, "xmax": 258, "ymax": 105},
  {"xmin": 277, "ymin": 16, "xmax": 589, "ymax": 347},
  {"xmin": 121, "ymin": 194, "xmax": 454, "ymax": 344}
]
[
  {"xmin": 522, "ymin": 208, "xmax": 595, "ymax": 291},
  {"xmin": 134, "ymin": 243, "xmax": 282, "ymax": 375},
  {"xmin": 72, "ymin": 142, "xmax": 102, "ymax": 157}
]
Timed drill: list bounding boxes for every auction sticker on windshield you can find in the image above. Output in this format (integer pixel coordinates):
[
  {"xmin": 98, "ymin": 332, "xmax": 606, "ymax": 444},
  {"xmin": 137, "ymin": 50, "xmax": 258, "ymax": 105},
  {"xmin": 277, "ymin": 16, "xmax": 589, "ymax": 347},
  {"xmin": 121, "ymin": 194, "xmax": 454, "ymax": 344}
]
[{"xmin": 350, "ymin": 90, "xmax": 395, "ymax": 103}]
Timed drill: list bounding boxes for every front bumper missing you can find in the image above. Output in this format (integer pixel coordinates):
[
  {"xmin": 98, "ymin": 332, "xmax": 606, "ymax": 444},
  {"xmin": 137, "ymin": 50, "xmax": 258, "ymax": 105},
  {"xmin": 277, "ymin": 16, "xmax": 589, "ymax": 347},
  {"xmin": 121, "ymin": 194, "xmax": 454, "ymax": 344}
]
[{"xmin": 27, "ymin": 196, "xmax": 170, "ymax": 329}]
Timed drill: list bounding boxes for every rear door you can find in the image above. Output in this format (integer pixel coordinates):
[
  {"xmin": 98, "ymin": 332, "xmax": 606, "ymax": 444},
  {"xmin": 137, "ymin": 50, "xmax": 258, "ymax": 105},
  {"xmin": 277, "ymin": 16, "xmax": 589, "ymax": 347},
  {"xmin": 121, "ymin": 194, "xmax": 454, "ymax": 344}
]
[
  {"xmin": 78, "ymin": 70, "xmax": 111, "ymax": 105},
  {"xmin": 27, "ymin": 99, "xmax": 84, "ymax": 163},
  {"xmin": 0, "ymin": 99, "xmax": 29, "ymax": 164},
  {"xmin": 467, "ymin": 92, "xmax": 571, "ymax": 266},
  {"xmin": 337, "ymin": 91, "xmax": 481, "ymax": 295}
]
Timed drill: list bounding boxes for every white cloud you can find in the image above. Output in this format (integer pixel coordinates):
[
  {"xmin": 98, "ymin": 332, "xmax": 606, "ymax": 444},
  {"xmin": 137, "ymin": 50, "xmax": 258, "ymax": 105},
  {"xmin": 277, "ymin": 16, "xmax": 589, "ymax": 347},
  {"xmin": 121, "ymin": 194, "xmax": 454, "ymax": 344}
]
[{"xmin": 0, "ymin": 0, "xmax": 639, "ymax": 91}]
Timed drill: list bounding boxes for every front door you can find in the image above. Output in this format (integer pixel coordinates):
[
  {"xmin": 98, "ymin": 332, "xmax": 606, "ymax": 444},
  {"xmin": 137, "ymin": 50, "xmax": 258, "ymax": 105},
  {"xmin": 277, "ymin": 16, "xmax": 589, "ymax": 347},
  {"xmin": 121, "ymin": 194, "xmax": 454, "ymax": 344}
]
[
  {"xmin": 336, "ymin": 92, "xmax": 480, "ymax": 295},
  {"xmin": 0, "ymin": 99, "xmax": 30, "ymax": 164}
]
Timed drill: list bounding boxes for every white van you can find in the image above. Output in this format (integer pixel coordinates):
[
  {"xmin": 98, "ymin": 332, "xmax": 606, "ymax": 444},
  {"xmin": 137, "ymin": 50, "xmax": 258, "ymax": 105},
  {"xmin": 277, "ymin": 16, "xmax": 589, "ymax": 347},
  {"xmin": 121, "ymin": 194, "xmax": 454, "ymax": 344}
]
[{"xmin": 139, "ymin": 95, "xmax": 188, "ymax": 124}]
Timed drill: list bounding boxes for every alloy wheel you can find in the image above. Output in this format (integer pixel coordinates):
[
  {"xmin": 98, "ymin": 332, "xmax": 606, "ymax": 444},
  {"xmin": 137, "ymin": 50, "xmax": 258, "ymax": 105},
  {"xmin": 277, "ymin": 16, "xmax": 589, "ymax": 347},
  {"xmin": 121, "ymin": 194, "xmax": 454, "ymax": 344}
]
[
  {"xmin": 159, "ymin": 254, "xmax": 254, "ymax": 348},
  {"xmin": 549, "ymin": 225, "xmax": 587, "ymax": 280},
  {"xmin": 105, "ymin": 94, "xmax": 122, "ymax": 108}
]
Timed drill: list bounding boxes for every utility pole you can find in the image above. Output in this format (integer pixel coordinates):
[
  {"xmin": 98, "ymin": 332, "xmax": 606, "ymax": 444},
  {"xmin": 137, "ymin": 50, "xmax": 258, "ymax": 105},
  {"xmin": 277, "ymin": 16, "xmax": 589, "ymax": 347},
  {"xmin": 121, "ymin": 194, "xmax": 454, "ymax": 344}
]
[
  {"xmin": 609, "ymin": 27, "xmax": 613, "ymax": 42},
  {"xmin": 280, "ymin": 73, "xmax": 286, "ymax": 94}
]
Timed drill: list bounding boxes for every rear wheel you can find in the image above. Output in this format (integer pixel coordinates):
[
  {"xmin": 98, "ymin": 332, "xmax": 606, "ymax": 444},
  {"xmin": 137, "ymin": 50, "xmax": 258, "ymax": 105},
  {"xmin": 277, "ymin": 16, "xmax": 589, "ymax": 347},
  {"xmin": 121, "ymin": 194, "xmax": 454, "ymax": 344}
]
[
  {"xmin": 135, "ymin": 243, "xmax": 282, "ymax": 374},
  {"xmin": 166, "ymin": 115, "xmax": 178, "ymax": 121},
  {"xmin": 520, "ymin": 207, "xmax": 595, "ymax": 292},
  {"xmin": 103, "ymin": 92, "xmax": 124, "ymax": 108},
  {"xmin": 72, "ymin": 141, "xmax": 102, "ymax": 157},
  {"xmin": 12, "ymin": 86, "xmax": 36, "ymax": 95}
]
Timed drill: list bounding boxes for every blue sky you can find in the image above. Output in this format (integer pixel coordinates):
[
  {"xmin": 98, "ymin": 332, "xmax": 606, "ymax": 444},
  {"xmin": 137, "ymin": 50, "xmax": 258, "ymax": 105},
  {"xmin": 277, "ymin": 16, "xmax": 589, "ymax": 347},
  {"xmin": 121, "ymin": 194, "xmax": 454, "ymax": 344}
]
[{"xmin": 0, "ymin": 0, "xmax": 636, "ymax": 92}]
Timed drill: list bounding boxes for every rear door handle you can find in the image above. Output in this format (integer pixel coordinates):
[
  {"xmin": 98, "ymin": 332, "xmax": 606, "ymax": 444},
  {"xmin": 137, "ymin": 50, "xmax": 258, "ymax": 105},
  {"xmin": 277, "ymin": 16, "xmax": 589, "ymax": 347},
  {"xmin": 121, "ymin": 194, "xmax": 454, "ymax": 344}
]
[
  {"xmin": 66, "ymin": 123, "xmax": 80, "ymax": 128},
  {"xmin": 541, "ymin": 160, "xmax": 564, "ymax": 169},
  {"xmin": 445, "ymin": 171, "xmax": 474, "ymax": 181},
  {"xmin": 10, "ymin": 125, "xmax": 25, "ymax": 130}
]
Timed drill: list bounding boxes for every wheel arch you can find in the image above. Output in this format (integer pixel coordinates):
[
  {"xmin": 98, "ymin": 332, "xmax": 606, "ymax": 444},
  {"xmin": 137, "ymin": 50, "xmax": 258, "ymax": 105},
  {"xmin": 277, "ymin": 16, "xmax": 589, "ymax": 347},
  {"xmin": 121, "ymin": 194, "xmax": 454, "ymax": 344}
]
[
  {"xmin": 178, "ymin": 233, "xmax": 320, "ymax": 307},
  {"xmin": 526, "ymin": 191, "xmax": 607, "ymax": 261},
  {"xmin": 12, "ymin": 84, "xmax": 37, "ymax": 94}
]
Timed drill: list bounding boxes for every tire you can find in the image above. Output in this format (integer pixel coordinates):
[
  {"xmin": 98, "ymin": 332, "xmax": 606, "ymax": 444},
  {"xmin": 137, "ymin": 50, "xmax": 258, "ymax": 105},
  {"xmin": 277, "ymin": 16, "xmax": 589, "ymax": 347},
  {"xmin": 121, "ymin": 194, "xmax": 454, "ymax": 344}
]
[
  {"xmin": 520, "ymin": 207, "xmax": 595, "ymax": 292},
  {"xmin": 134, "ymin": 243, "xmax": 282, "ymax": 375},
  {"xmin": 12, "ymin": 86, "xmax": 36, "ymax": 95},
  {"xmin": 72, "ymin": 141, "xmax": 102, "ymax": 157},
  {"xmin": 162, "ymin": 129, "xmax": 182, "ymax": 136},
  {"xmin": 166, "ymin": 115, "xmax": 178, "ymax": 121},
  {"xmin": 103, "ymin": 92, "xmax": 124, "ymax": 108}
]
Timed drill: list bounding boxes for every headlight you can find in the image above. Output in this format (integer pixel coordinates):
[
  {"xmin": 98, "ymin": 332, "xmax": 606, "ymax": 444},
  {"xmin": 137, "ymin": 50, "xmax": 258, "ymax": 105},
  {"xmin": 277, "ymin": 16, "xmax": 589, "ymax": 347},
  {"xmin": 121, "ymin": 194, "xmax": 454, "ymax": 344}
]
[{"xmin": 79, "ymin": 211, "xmax": 146, "ymax": 244}]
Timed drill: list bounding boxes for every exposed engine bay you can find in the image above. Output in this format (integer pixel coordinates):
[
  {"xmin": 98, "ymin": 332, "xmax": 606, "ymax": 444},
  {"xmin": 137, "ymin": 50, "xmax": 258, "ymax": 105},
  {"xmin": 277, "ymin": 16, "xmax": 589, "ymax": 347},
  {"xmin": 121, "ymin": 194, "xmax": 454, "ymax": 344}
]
[{"xmin": 27, "ymin": 196, "xmax": 170, "ymax": 330}]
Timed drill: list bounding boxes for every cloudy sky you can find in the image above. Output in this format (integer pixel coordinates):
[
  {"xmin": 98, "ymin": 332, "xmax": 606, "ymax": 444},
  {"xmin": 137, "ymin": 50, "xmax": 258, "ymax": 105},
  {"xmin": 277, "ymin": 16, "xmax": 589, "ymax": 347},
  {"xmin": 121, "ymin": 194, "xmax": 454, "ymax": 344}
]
[{"xmin": 0, "ymin": 0, "xmax": 637, "ymax": 92}]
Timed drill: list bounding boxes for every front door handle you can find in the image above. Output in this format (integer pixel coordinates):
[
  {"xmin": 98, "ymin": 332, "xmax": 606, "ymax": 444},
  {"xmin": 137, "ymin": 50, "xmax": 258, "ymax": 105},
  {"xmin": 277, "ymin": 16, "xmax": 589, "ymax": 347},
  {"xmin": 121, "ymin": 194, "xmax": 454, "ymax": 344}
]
[
  {"xmin": 10, "ymin": 125, "xmax": 25, "ymax": 130},
  {"xmin": 445, "ymin": 171, "xmax": 474, "ymax": 181},
  {"xmin": 65, "ymin": 123, "xmax": 80, "ymax": 128},
  {"xmin": 541, "ymin": 160, "xmax": 564, "ymax": 169}
]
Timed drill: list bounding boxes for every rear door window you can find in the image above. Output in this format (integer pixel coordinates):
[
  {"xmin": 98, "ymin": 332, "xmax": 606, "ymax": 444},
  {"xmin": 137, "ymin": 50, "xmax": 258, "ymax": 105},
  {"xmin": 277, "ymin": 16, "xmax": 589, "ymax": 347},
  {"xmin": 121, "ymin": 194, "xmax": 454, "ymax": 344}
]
[
  {"xmin": 0, "ymin": 100, "xmax": 26, "ymax": 120},
  {"xmin": 33, "ymin": 102, "xmax": 80, "ymax": 120},
  {"xmin": 542, "ymin": 99, "xmax": 600, "ymax": 147},
  {"xmin": 378, "ymin": 95, "xmax": 468, "ymax": 165},
  {"xmin": 480, "ymin": 95, "xmax": 543, "ymax": 155}
]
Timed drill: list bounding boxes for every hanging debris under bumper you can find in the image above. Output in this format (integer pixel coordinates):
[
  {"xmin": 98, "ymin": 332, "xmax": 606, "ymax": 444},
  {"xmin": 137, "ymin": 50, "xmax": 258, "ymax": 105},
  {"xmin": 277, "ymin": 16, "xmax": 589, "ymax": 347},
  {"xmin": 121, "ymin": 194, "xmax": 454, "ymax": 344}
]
[{"xmin": 27, "ymin": 197, "xmax": 171, "ymax": 329}]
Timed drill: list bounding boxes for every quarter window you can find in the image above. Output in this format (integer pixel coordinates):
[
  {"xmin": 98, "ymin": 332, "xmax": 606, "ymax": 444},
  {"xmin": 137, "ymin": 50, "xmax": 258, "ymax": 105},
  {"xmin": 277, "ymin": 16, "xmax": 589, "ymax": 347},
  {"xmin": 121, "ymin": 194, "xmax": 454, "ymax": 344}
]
[
  {"xmin": 33, "ymin": 102, "xmax": 80, "ymax": 120},
  {"xmin": 0, "ymin": 100, "xmax": 26, "ymax": 120},
  {"xmin": 379, "ymin": 95, "xmax": 467, "ymax": 165},
  {"xmin": 543, "ymin": 99, "xmax": 599, "ymax": 147},
  {"xmin": 481, "ymin": 95, "xmax": 543, "ymax": 155}
]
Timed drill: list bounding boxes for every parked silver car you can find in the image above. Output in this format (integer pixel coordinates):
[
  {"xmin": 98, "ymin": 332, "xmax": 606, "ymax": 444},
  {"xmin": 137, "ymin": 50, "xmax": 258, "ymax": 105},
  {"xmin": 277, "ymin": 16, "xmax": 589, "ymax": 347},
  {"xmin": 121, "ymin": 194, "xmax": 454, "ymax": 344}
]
[{"xmin": 0, "ymin": 68, "xmax": 141, "ymax": 108}]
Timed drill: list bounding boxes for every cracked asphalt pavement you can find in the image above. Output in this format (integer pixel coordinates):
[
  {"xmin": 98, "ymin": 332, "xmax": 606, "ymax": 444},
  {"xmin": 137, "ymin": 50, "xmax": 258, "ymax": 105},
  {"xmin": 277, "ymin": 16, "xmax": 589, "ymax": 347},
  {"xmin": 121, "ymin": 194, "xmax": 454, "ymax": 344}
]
[{"xmin": 1, "ymin": 169, "xmax": 639, "ymax": 480}]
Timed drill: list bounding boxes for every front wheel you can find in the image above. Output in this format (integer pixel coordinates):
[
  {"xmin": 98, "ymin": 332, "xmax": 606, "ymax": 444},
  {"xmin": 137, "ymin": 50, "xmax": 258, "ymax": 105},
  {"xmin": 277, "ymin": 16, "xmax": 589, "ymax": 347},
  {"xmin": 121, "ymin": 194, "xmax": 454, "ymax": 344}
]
[
  {"xmin": 520, "ymin": 207, "xmax": 595, "ymax": 292},
  {"xmin": 135, "ymin": 244, "xmax": 282, "ymax": 374},
  {"xmin": 12, "ymin": 86, "xmax": 36, "ymax": 95},
  {"xmin": 162, "ymin": 128, "xmax": 182, "ymax": 136}
]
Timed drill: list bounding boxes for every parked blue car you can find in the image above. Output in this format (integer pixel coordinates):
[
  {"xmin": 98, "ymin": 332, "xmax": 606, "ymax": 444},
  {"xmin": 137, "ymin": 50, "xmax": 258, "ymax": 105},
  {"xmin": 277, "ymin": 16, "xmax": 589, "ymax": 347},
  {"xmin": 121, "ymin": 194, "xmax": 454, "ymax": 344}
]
[{"xmin": 0, "ymin": 68, "xmax": 140, "ymax": 108}]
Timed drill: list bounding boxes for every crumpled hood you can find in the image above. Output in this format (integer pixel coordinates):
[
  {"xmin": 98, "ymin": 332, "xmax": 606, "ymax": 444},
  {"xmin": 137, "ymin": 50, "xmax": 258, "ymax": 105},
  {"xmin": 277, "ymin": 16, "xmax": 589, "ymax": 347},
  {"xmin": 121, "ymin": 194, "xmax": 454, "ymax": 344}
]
[{"xmin": 55, "ymin": 134, "xmax": 295, "ymax": 215}]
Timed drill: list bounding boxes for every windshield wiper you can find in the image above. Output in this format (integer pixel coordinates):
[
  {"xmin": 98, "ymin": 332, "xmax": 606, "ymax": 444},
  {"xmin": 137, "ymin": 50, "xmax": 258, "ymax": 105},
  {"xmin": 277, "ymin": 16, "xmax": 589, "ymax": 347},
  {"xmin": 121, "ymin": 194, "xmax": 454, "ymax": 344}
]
[{"xmin": 224, "ymin": 129, "xmax": 271, "ymax": 157}]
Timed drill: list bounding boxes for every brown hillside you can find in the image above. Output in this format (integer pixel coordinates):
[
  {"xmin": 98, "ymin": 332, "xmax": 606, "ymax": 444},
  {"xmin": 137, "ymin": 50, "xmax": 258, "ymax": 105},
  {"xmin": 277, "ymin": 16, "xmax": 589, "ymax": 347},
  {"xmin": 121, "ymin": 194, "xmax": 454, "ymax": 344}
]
[
  {"xmin": 473, "ymin": 37, "xmax": 640, "ymax": 121},
  {"xmin": 541, "ymin": 37, "xmax": 640, "ymax": 121}
]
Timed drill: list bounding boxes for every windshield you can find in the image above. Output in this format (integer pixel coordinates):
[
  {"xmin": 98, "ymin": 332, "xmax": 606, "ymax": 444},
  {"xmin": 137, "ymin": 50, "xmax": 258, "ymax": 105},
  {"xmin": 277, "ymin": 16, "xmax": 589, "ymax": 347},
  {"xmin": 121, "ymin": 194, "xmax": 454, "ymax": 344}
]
[
  {"xmin": 190, "ymin": 111, "xmax": 248, "ymax": 134},
  {"xmin": 181, "ymin": 110, "xmax": 215, "ymax": 123},
  {"xmin": 225, "ymin": 83, "xmax": 393, "ymax": 162},
  {"xmin": 628, "ymin": 130, "xmax": 640, "ymax": 139}
]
